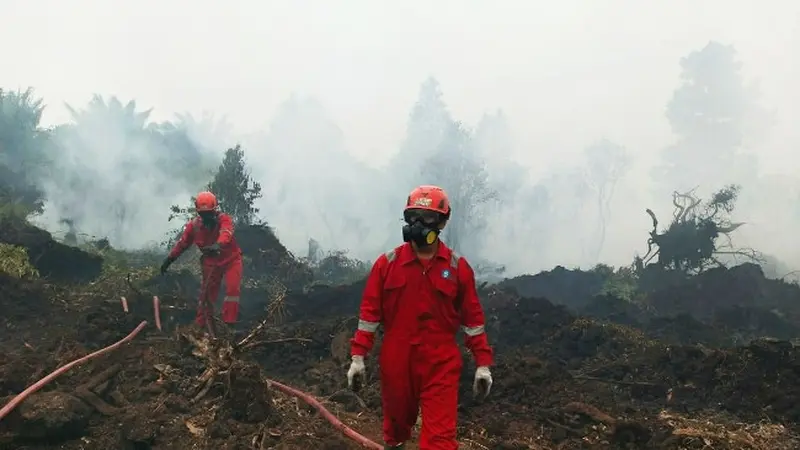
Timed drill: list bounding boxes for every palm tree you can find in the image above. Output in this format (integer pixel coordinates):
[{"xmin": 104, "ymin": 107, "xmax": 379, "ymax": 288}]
[
  {"xmin": 65, "ymin": 95, "xmax": 152, "ymax": 133},
  {"xmin": 0, "ymin": 88, "xmax": 48, "ymax": 216}
]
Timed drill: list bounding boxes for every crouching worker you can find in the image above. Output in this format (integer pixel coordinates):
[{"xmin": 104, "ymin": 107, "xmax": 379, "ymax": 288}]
[
  {"xmin": 160, "ymin": 191, "xmax": 243, "ymax": 328},
  {"xmin": 347, "ymin": 185, "xmax": 494, "ymax": 449}
]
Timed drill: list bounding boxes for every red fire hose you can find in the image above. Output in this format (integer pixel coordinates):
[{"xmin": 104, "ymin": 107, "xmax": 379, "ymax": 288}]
[
  {"xmin": 0, "ymin": 320, "xmax": 149, "ymax": 421},
  {"xmin": 0, "ymin": 318, "xmax": 382, "ymax": 448},
  {"xmin": 268, "ymin": 379, "xmax": 382, "ymax": 449}
]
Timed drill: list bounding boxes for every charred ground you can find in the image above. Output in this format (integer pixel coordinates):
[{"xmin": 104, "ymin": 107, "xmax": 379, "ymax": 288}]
[{"xmin": 1, "ymin": 218, "xmax": 800, "ymax": 450}]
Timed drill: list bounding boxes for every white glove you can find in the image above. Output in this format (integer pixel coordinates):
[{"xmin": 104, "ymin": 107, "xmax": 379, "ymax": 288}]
[
  {"xmin": 473, "ymin": 366, "xmax": 492, "ymax": 398},
  {"xmin": 347, "ymin": 355, "xmax": 366, "ymax": 390}
]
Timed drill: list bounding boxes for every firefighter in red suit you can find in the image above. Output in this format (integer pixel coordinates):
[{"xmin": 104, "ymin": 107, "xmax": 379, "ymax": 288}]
[
  {"xmin": 347, "ymin": 185, "xmax": 494, "ymax": 449},
  {"xmin": 160, "ymin": 191, "xmax": 243, "ymax": 326}
]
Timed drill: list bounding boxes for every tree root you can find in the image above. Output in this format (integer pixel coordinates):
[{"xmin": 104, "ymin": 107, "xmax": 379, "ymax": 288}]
[
  {"xmin": 240, "ymin": 337, "xmax": 311, "ymax": 351},
  {"xmin": 182, "ymin": 331, "xmax": 235, "ymax": 404},
  {"xmin": 546, "ymin": 417, "xmax": 584, "ymax": 435},
  {"xmin": 192, "ymin": 368, "xmax": 220, "ymax": 404},
  {"xmin": 75, "ymin": 386, "xmax": 119, "ymax": 416},
  {"xmin": 561, "ymin": 401, "xmax": 617, "ymax": 425},
  {"xmin": 325, "ymin": 388, "xmax": 367, "ymax": 409},
  {"xmin": 555, "ymin": 401, "xmax": 653, "ymax": 445},
  {"xmin": 73, "ymin": 364, "xmax": 122, "ymax": 416}
]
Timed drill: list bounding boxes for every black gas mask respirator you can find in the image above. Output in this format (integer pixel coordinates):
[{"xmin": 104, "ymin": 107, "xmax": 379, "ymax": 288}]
[
  {"xmin": 402, "ymin": 210, "xmax": 445, "ymax": 247},
  {"xmin": 198, "ymin": 211, "xmax": 217, "ymax": 228}
]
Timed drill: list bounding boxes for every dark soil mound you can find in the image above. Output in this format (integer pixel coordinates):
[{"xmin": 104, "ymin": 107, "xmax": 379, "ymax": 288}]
[
  {"xmin": 649, "ymin": 263, "xmax": 800, "ymax": 321},
  {"xmin": 237, "ymin": 224, "xmax": 312, "ymax": 290},
  {"xmin": 710, "ymin": 305, "xmax": 800, "ymax": 341},
  {"xmin": 644, "ymin": 338, "xmax": 800, "ymax": 421},
  {"xmin": 0, "ymin": 272, "xmax": 48, "ymax": 323},
  {"xmin": 645, "ymin": 314, "xmax": 730, "ymax": 346},
  {"xmin": 288, "ymin": 281, "xmax": 365, "ymax": 321},
  {"xmin": 483, "ymin": 287, "xmax": 575, "ymax": 351},
  {"xmin": 501, "ymin": 263, "xmax": 800, "ymax": 344},
  {"xmin": 497, "ymin": 265, "xmax": 606, "ymax": 309},
  {"xmin": 580, "ymin": 294, "xmax": 646, "ymax": 327},
  {"xmin": 0, "ymin": 217, "xmax": 102, "ymax": 283}
]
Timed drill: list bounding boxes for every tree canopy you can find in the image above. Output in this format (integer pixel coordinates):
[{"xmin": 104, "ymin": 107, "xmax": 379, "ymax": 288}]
[
  {"xmin": 656, "ymin": 41, "xmax": 767, "ymax": 193},
  {"xmin": 0, "ymin": 88, "xmax": 48, "ymax": 217},
  {"xmin": 207, "ymin": 145, "xmax": 263, "ymax": 226},
  {"xmin": 169, "ymin": 144, "xmax": 262, "ymax": 227}
]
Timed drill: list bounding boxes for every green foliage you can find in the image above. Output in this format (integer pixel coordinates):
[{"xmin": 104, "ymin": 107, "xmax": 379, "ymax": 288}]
[
  {"xmin": 0, "ymin": 198, "xmax": 40, "ymax": 221},
  {"xmin": 167, "ymin": 145, "xmax": 263, "ymax": 247},
  {"xmin": 208, "ymin": 145, "xmax": 263, "ymax": 226},
  {"xmin": 0, "ymin": 243, "xmax": 39, "ymax": 279},
  {"xmin": 593, "ymin": 264, "xmax": 639, "ymax": 302},
  {"xmin": 59, "ymin": 96, "xmax": 208, "ymax": 184},
  {"xmin": 170, "ymin": 145, "xmax": 262, "ymax": 224},
  {"xmin": 48, "ymin": 95, "xmax": 210, "ymax": 246},
  {"xmin": 705, "ymin": 184, "xmax": 740, "ymax": 215},
  {"xmin": 306, "ymin": 250, "xmax": 369, "ymax": 286},
  {"xmin": 0, "ymin": 88, "xmax": 47, "ymax": 167},
  {"xmin": 77, "ymin": 238, "xmax": 162, "ymax": 277},
  {"xmin": 0, "ymin": 88, "xmax": 48, "ymax": 216}
]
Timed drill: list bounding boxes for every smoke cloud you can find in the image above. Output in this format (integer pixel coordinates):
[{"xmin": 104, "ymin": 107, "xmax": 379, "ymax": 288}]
[{"xmin": 2, "ymin": 1, "xmax": 798, "ymax": 277}]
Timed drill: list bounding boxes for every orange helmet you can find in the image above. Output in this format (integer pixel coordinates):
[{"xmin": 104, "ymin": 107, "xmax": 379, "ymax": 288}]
[
  {"xmin": 195, "ymin": 191, "xmax": 218, "ymax": 212},
  {"xmin": 405, "ymin": 185, "xmax": 450, "ymax": 216}
]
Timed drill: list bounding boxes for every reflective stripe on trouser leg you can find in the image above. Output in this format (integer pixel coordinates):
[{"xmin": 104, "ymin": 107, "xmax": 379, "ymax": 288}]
[
  {"xmin": 221, "ymin": 296, "xmax": 240, "ymax": 324},
  {"xmin": 222, "ymin": 257, "xmax": 242, "ymax": 324}
]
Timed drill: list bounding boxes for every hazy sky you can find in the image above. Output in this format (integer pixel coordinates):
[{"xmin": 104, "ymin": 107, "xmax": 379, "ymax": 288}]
[
  {"xmin": 3, "ymin": 1, "xmax": 800, "ymax": 274},
  {"xmin": 3, "ymin": 1, "xmax": 798, "ymax": 174}
]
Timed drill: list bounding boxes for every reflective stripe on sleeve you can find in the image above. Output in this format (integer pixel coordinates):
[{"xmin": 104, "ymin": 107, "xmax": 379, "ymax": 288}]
[
  {"xmin": 358, "ymin": 319, "xmax": 380, "ymax": 333},
  {"xmin": 462, "ymin": 324, "xmax": 485, "ymax": 336},
  {"xmin": 223, "ymin": 296, "xmax": 240, "ymax": 303}
]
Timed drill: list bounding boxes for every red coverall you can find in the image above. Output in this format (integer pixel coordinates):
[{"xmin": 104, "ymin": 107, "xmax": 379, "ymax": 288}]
[
  {"xmin": 351, "ymin": 242, "xmax": 493, "ymax": 449},
  {"xmin": 169, "ymin": 213, "xmax": 243, "ymax": 325}
]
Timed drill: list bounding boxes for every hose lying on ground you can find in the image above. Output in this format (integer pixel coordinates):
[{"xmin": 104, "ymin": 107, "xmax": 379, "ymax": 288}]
[
  {"xmin": 0, "ymin": 320, "xmax": 149, "ymax": 421},
  {"xmin": 0, "ymin": 319, "xmax": 382, "ymax": 448},
  {"xmin": 119, "ymin": 295, "xmax": 162, "ymax": 330},
  {"xmin": 267, "ymin": 379, "xmax": 383, "ymax": 449}
]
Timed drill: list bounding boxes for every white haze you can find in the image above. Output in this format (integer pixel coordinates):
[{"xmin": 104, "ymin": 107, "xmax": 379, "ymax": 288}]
[{"xmin": 2, "ymin": 1, "xmax": 799, "ymax": 275}]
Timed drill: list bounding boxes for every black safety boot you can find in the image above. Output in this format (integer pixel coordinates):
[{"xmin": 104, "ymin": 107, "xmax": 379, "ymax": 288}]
[{"xmin": 384, "ymin": 444, "xmax": 405, "ymax": 449}]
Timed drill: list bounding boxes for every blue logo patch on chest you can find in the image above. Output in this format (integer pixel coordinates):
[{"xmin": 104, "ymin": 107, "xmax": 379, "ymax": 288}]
[{"xmin": 441, "ymin": 269, "xmax": 451, "ymax": 279}]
